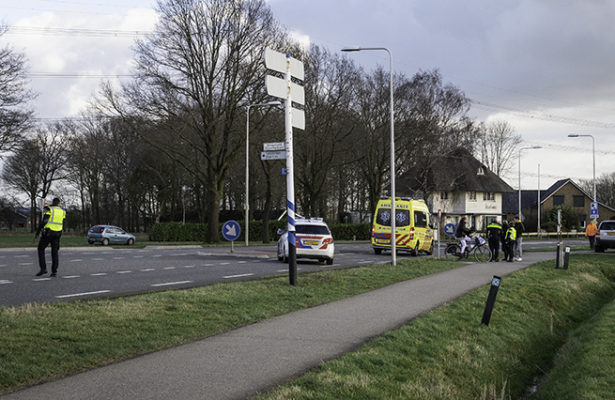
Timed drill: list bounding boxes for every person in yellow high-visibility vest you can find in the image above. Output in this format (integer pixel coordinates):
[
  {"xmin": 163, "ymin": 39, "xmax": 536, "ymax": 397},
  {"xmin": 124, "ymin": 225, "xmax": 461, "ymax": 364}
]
[
  {"xmin": 585, "ymin": 220, "xmax": 598, "ymax": 250},
  {"xmin": 35, "ymin": 198, "xmax": 66, "ymax": 277}
]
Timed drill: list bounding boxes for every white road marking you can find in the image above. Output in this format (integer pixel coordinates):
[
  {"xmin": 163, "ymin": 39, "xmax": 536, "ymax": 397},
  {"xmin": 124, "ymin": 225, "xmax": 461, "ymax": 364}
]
[
  {"xmin": 223, "ymin": 273, "xmax": 254, "ymax": 279},
  {"xmin": 183, "ymin": 265, "xmax": 195, "ymax": 268},
  {"xmin": 117, "ymin": 270, "xmax": 132, "ymax": 274},
  {"xmin": 276, "ymin": 269, "xmax": 287, "ymax": 273},
  {"xmin": 70, "ymin": 259, "xmax": 83, "ymax": 262},
  {"xmin": 0, "ymin": 280, "xmax": 12, "ymax": 284},
  {"xmin": 238, "ymin": 261, "xmax": 247, "ymax": 264},
  {"xmin": 133, "ymin": 255, "xmax": 144, "ymax": 258},
  {"xmin": 62, "ymin": 275, "xmax": 80, "ymax": 279},
  {"xmin": 153, "ymin": 254, "xmax": 162, "ymax": 258},
  {"xmin": 56, "ymin": 290, "xmax": 111, "ymax": 299},
  {"xmin": 163, "ymin": 266, "xmax": 176, "ymax": 270},
  {"xmin": 92, "ymin": 258, "xmax": 104, "ymax": 261},
  {"xmin": 90, "ymin": 273, "xmax": 108, "ymax": 276},
  {"xmin": 33, "ymin": 278, "xmax": 51, "ymax": 281},
  {"xmin": 358, "ymin": 261, "xmax": 371, "ymax": 264},
  {"xmin": 0, "ymin": 264, "xmax": 7, "ymax": 267},
  {"xmin": 151, "ymin": 280, "xmax": 193, "ymax": 287},
  {"xmin": 220, "ymin": 262, "xmax": 230, "ymax": 265},
  {"xmin": 202, "ymin": 264, "xmax": 214, "ymax": 267},
  {"xmin": 14, "ymin": 255, "xmax": 27, "ymax": 258},
  {"xmin": 113, "ymin": 257, "xmax": 125, "ymax": 260},
  {"xmin": 19, "ymin": 263, "xmax": 33, "ymax": 266},
  {"xmin": 140, "ymin": 268, "xmax": 155, "ymax": 272}
]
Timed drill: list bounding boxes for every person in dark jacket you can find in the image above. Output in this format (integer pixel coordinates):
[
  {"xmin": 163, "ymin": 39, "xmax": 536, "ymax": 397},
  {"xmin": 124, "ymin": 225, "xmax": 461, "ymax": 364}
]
[
  {"xmin": 35, "ymin": 198, "xmax": 66, "ymax": 277},
  {"xmin": 486, "ymin": 219, "xmax": 502, "ymax": 262},
  {"xmin": 501, "ymin": 221, "xmax": 510, "ymax": 262}
]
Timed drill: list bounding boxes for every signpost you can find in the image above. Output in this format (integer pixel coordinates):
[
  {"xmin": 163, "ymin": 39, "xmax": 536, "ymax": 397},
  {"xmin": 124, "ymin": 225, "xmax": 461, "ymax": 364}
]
[
  {"xmin": 481, "ymin": 276, "xmax": 502, "ymax": 326},
  {"xmin": 260, "ymin": 151, "xmax": 287, "ymax": 160},
  {"xmin": 264, "ymin": 47, "xmax": 305, "ymax": 286},
  {"xmin": 444, "ymin": 223, "xmax": 456, "ymax": 237},
  {"xmin": 590, "ymin": 201, "xmax": 599, "ymax": 220},
  {"xmin": 222, "ymin": 220, "xmax": 241, "ymax": 253}
]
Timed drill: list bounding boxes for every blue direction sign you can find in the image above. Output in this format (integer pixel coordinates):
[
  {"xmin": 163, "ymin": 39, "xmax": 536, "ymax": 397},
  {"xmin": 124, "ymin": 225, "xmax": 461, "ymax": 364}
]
[
  {"xmin": 444, "ymin": 223, "xmax": 456, "ymax": 237},
  {"xmin": 222, "ymin": 220, "xmax": 241, "ymax": 241},
  {"xmin": 590, "ymin": 201, "xmax": 599, "ymax": 218}
]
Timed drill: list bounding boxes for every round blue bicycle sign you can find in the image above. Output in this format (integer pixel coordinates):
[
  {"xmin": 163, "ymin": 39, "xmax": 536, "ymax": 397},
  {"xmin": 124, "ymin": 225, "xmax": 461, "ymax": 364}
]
[
  {"xmin": 444, "ymin": 223, "xmax": 456, "ymax": 237},
  {"xmin": 222, "ymin": 220, "xmax": 241, "ymax": 241}
]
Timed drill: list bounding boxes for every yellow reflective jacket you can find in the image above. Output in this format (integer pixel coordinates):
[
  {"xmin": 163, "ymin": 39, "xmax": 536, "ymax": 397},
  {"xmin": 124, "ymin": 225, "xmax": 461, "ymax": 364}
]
[{"xmin": 43, "ymin": 206, "xmax": 66, "ymax": 232}]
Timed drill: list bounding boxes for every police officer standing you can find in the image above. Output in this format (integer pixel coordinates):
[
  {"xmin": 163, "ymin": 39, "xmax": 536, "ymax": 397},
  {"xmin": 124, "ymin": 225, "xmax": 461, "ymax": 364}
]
[
  {"xmin": 35, "ymin": 198, "xmax": 66, "ymax": 277},
  {"xmin": 486, "ymin": 218, "xmax": 502, "ymax": 262},
  {"xmin": 504, "ymin": 221, "xmax": 517, "ymax": 262}
]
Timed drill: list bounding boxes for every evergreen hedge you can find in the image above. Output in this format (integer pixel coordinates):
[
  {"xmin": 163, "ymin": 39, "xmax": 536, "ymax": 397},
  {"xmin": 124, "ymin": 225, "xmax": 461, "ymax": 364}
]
[{"xmin": 149, "ymin": 221, "xmax": 372, "ymax": 242}]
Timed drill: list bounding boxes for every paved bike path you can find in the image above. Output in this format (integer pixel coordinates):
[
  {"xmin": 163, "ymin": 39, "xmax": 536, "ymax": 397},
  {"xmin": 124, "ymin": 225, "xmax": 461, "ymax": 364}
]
[{"xmin": 2, "ymin": 252, "xmax": 555, "ymax": 400}]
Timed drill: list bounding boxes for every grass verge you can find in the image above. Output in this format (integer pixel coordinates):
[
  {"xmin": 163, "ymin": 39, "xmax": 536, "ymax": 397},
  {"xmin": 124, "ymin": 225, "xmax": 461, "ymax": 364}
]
[
  {"xmin": 0, "ymin": 258, "xmax": 456, "ymax": 394},
  {"xmin": 255, "ymin": 254, "xmax": 615, "ymax": 400},
  {"xmin": 533, "ymin": 297, "xmax": 615, "ymax": 399}
]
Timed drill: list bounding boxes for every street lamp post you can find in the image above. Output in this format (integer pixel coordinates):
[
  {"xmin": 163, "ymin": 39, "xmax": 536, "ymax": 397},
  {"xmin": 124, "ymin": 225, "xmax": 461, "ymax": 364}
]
[
  {"xmin": 518, "ymin": 146, "xmax": 541, "ymax": 221},
  {"xmin": 568, "ymin": 134, "xmax": 596, "ymax": 202},
  {"xmin": 245, "ymin": 101, "xmax": 281, "ymax": 246},
  {"xmin": 341, "ymin": 46, "xmax": 396, "ymax": 266}
]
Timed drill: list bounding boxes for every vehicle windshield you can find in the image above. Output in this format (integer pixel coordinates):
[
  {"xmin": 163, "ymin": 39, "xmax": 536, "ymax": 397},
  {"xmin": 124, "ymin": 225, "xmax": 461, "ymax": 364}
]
[
  {"xmin": 600, "ymin": 222, "xmax": 615, "ymax": 230},
  {"xmin": 375, "ymin": 208, "xmax": 410, "ymax": 227},
  {"xmin": 296, "ymin": 224, "xmax": 330, "ymax": 235}
]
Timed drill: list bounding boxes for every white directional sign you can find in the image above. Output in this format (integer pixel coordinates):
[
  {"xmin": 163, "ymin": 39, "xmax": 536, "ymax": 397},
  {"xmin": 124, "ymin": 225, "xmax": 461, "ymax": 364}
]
[
  {"xmin": 261, "ymin": 151, "xmax": 287, "ymax": 160},
  {"xmin": 264, "ymin": 142, "xmax": 285, "ymax": 151},
  {"xmin": 264, "ymin": 47, "xmax": 304, "ymax": 80},
  {"xmin": 265, "ymin": 75, "xmax": 305, "ymax": 105}
]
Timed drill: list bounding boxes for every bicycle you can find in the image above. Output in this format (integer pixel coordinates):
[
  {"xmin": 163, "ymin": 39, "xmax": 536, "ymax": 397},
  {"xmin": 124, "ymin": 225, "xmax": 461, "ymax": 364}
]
[{"xmin": 445, "ymin": 234, "xmax": 492, "ymax": 262}]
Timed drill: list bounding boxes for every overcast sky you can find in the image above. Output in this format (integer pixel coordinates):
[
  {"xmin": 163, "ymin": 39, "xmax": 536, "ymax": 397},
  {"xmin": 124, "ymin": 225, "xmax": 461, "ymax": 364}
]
[{"xmin": 2, "ymin": 0, "xmax": 615, "ymax": 193}]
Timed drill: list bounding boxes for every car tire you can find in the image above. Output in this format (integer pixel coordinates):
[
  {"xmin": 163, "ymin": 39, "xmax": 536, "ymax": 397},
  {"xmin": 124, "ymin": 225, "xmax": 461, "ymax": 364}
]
[
  {"xmin": 595, "ymin": 245, "xmax": 604, "ymax": 253},
  {"xmin": 102, "ymin": 238, "xmax": 109, "ymax": 246},
  {"xmin": 88, "ymin": 240, "xmax": 94, "ymax": 245},
  {"xmin": 426, "ymin": 240, "xmax": 434, "ymax": 255},
  {"xmin": 127, "ymin": 238, "xmax": 134, "ymax": 245},
  {"xmin": 374, "ymin": 248, "xmax": 382, "ymax": 255},
  {"xmin": 326, "ymin": 258, "xmax": 333, "ymax": 265},
  {"xmin": 412, "ymin": 242, "xmax": 420, "ymax": 257}
]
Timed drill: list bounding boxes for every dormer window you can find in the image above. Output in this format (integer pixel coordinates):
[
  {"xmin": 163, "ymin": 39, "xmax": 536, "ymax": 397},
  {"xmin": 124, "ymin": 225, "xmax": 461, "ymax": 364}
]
[{"xmin": 477, "ymin": 166, "xmax": 485, "ymax": 176}]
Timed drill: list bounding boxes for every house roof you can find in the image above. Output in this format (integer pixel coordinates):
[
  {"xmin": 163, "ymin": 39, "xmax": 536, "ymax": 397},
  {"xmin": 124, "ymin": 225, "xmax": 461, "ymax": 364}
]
[
  {"xmin": 502, "ymin": 178, "xmax": 615, "ymax": 214},
  {"xmin": 399, "ymin": 147, "xmax": 514, "ymax": 194}
]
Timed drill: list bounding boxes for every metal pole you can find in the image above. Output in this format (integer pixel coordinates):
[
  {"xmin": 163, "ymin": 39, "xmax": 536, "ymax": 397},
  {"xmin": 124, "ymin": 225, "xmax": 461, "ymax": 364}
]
[
  {"xmin": 537, "ymin": 164, "xmax": 541, "ymax": 237},
  {"xmin": 284, "ymin": 54, "xmax": 297, "ymax": 285},
  {"xmin": 591, "ymin": 135, "xmax": 596, "ymax": 202},
  {"xmin": 518, "ymin": 148, "xmax": 522, "ymax": 220},
  {"xmin": 387, "ymin": 49, "xmax": 396, "ymax": 266},
  {"xmin": 245, "ymin": 106, "xmax": 250, "ymax": 246}
]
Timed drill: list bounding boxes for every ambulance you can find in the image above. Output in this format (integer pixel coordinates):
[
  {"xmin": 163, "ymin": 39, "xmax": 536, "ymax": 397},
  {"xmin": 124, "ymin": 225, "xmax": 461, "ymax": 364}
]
[{"xmin": 371, "ymin": 197, "xmax": 434, "ymax": 256}]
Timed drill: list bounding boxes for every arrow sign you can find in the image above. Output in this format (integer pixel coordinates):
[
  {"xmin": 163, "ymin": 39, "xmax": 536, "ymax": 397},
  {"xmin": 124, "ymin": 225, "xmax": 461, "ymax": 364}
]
[
  {"xmin": 221, "ymin": 220, "xmax": 241, "ymax": 241},
  {"xmin": 264, "ymin": 47, "xmax": 304, "ymax": 80}
]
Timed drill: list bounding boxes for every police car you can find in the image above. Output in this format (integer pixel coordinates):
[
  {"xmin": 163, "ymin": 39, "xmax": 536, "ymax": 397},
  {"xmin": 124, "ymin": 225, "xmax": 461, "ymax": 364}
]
[{"xmin": 277, "ymin": 217, "xmax": 335, "ymax": 264}]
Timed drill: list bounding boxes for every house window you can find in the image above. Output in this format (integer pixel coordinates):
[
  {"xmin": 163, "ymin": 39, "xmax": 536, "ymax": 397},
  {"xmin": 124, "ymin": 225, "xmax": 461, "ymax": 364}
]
[
  {"xmin": 483, "ymin": 192, "xmax": 495, "ymax": 201},
  {"xmin": 477, "ymin": 167, "xmax": 485, "ymax": 176},
  {"xmin": 573, "ymin": 195, "xmax": 585, "ymax": 208},
  {"xmin": 553, "ymin": 195, "xmax": 564, "ymax": 206},
  {"xmin": 440, "ymin": 192, "xmax": 449, "ymax": 200},
  {"xmin": 469, "ymin": 191, "xmax": 477, "ymax": 201}
]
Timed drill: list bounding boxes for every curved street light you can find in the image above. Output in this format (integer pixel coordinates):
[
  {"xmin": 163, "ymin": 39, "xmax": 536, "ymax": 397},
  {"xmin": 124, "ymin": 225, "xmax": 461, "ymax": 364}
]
[
  {"xmin": 245, "ymin": 101, "xmax": 281, "ymax": 246},
  {"xmin": 341, "ymin": 46, "xmax": 396, "ymax": 265},
  {"xmin": 568, "ymin": 134, "xmax": 596, "ymax": 202}
]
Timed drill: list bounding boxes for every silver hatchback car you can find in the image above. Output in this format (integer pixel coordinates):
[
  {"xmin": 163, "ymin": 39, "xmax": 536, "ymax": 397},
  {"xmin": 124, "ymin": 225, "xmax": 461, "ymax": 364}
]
[
  {"xmin": 595, "ymin": 220, "xmax": 615, "ymax": 252},
  {"xmin": 87, "ymin": 225, "xmax": 136, "ymax": 245}
]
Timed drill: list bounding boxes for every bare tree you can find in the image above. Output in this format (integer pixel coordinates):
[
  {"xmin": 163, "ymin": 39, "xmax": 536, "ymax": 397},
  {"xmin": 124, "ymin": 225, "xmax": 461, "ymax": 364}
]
[
  {"xmin": 102, "ymin": 0, "xmax": 288, "ymax": 242},
  {"xmin": 1, "ymin": 139, "xmax": 41, "ymax": 231},
  {"xmin": 0, "ymin": 26, "xmax": 35, "ymax": 154},
  {"xmin": 475, "ymin": 120, "xmax": 521, "ymax": 177}
]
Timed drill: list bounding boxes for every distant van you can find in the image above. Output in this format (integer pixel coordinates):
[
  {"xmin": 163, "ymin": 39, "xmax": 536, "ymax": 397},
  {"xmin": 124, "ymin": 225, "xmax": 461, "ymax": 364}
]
[{"xmin": 371, "ymin": 197, "xmax": 434, "ymax": 256}]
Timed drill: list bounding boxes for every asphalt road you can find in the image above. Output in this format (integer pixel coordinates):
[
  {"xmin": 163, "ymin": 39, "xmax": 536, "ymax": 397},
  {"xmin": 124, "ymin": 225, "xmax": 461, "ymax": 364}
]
[{"xmin": 0, "ymin": 239, "xmax": 587, "ymax": 306}]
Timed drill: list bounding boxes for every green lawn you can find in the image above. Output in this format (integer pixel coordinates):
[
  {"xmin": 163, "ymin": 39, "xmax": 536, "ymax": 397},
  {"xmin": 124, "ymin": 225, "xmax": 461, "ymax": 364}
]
[
  {"xmin": 255, "ymin": 254, "xmax": 615, "ymax": 400},
  {"xmin": 0, "ymin": 258, "xmax": 457, "ymax": 394}
]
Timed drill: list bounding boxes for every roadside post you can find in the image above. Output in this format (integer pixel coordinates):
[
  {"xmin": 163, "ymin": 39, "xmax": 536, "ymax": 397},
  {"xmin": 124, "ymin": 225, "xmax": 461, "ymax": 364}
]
[
  {"xmin": 222, "ymin": 220, "xmax": 241, "ymax": 253},
  {"xmin": 481, "ymin": 276, "xmax": 502, "ymax": 326},
  {"xmin": 555, "ymin": 209, "xmax": 562, "ymax": 268},
  {"xmin": 264, "ymin": 47, "xmax": 305, "ymax": 286},
  {"xmin": 563, "ymin": 246, "xmax": 570, "ymax": 270},
  {"xmin": 437, "ymin": 209, "xmax": 442, "ymax": 259}
]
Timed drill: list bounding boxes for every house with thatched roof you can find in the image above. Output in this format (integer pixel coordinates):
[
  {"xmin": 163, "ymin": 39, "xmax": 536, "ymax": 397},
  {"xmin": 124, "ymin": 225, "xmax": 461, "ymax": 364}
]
[{"xmin": 398, "ymin": 147, "xmax": 514, "ymax": 231}]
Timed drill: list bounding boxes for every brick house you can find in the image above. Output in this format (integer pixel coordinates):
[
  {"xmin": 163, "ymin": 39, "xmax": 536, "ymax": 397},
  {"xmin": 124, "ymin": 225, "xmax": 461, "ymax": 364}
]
[{"xmin": 503, "ymin": 178, "xmax": 615, "ymax": 232}]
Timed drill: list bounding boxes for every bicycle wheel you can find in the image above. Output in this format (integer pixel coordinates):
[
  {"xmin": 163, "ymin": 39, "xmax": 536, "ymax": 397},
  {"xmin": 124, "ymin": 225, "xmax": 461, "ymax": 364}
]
[
  {"xmin": 473, "ymin": 245, "xmax": 492, "ymax": 262},
  {"xmin": 445, "ymin": 244, "xmax": 460, "ymax": 259}
]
